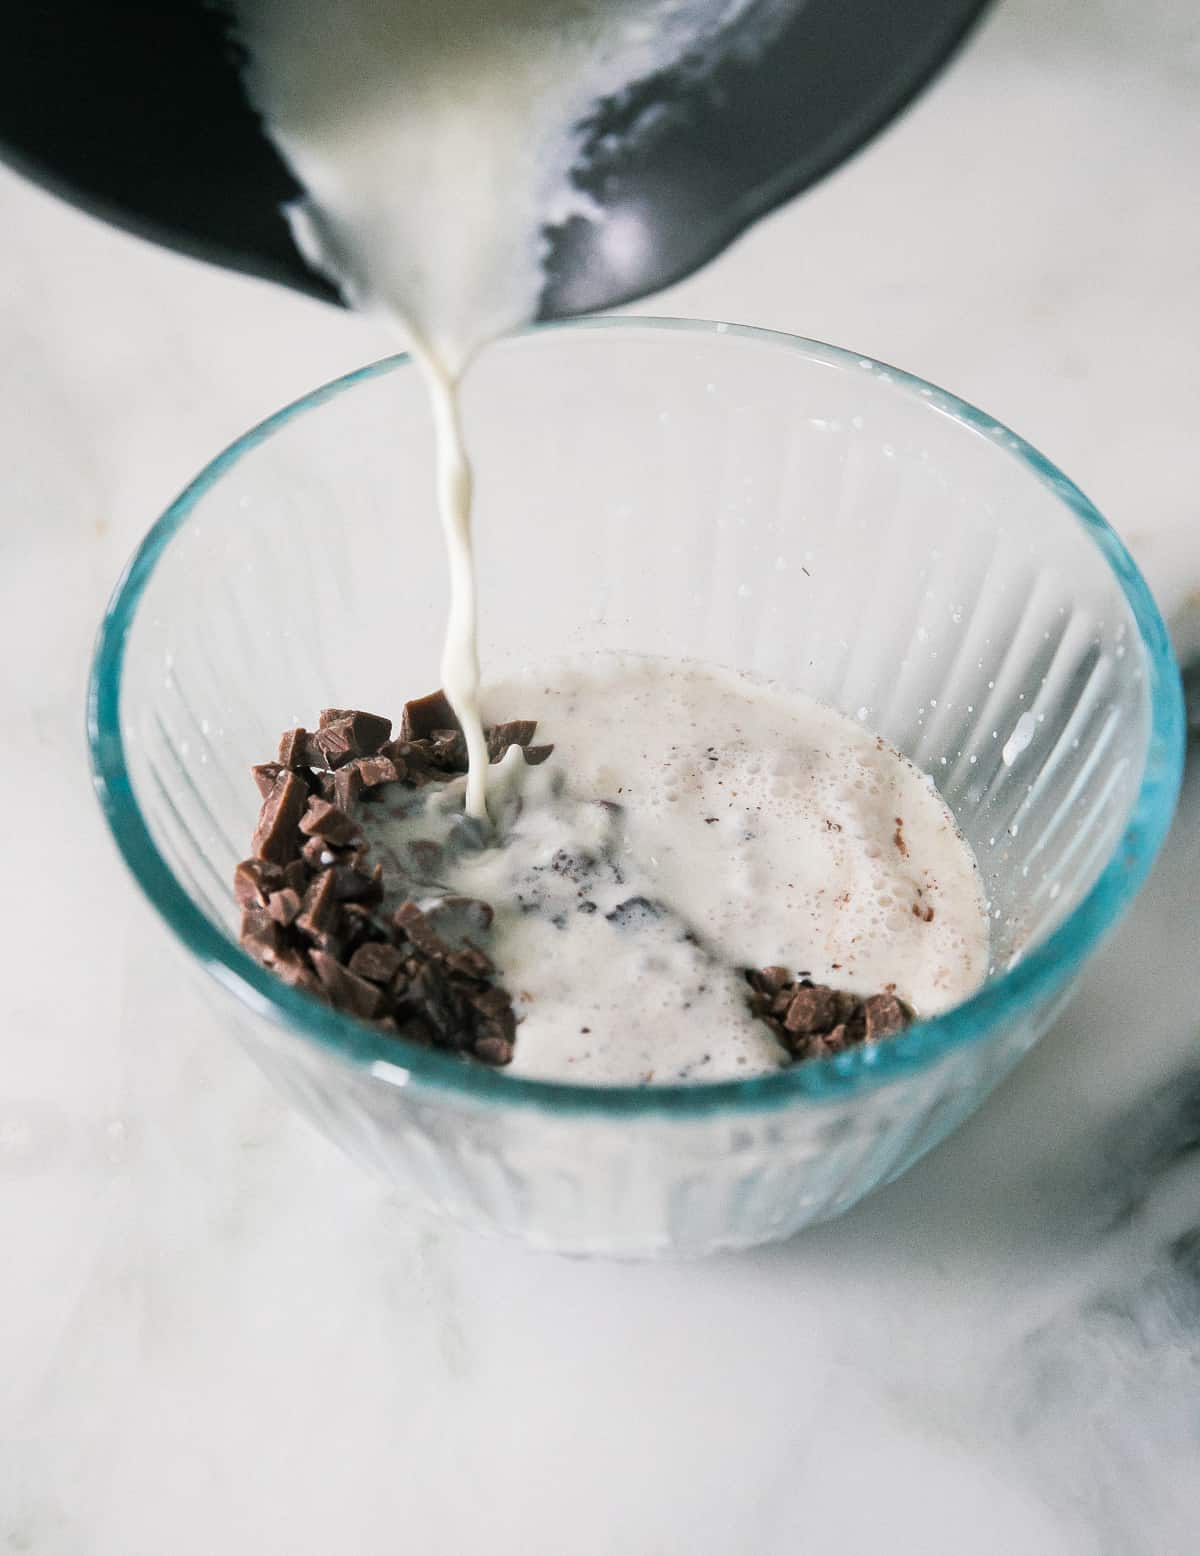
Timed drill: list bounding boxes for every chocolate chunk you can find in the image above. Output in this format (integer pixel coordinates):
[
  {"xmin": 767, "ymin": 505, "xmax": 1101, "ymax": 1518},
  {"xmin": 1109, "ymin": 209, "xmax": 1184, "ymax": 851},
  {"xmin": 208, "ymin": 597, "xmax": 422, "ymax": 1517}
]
[
  {"xmin": 394, "ymin": 899, "xmax": 495, "ymax": 973},
  {"xmin": 486, "ymin": 720, "xmax": 537, "ymax": 761},
  {"xmin": 277, "ymin": 728, "xmax": 309, "ymax": 770},
  {"xmin": 426, "ymin": 895, "xmax": 494, "ymax": 941},
  {"xmin": 331, "ymin": 861, "xmax": 384, "ymax": 905},
  {"xmin": 425, "ymin": 729, "xmax": 468, "ymax": 771},
  {"xmin": 320, "ymin": 708, "xmax": 392, "ymax": 748},
  {"xmin": 268, "ymin": 947, "xmax": 321, "ymax": 994},
  {"xmin": 310, "ymin": 723, "xmax": 356, "ymax": 770},
  {"xmin": 301, "ymin": 835, "xmax": 340, "ymax": 871},
  {"xmin": 234, "ymin": 858, "xmax": 282, "ymax": 909},
  {"xmin": 251, "ymin": 762, "xmax": 284, "ymax": 799},
  {"xmin": 298, "ymin": 797, "xmax": 362, "ymax": 847},
  {"xmin": 474, "ymin": 1035, "xmax": 514, "ymax": 1066},
  {"xmin": 332, "ymin": 762, "xmax": 365, "ymax": 813},
  {"xmin": 312, "ymin": 710, "xmax": 392, "ymax": 768},
  {"xmin": 863, "ymin": 993, "xmax": 911, "ymax": 1041},
  {"xmin": 394, "ymin": 900, "xmax": 454, "ymax": 961},
  {"xmin": 239, "ymin": 698, "xmax": 543, "ymax": 1070},
  {"xmin": 301, "ymin": 732, "xmax": 331, "ymax": 769},
  {"xmin": 310, "ymin": 950, "xmax": 385, "ymax": 1019},
  {"xmin": 338, "ymin": 903, "xmax": 376, "ymax": 958},
  {"xmin": 296, "ymin": 870, "xmax": 339, "ymax": 938},
  {"xmin": 468, "ymin": 986, "xmax": 512, "ymax": 1022},
  {"xmin": 783, "ymin": 985, "xmax": 839, "ymax": 1035},
  {"xmin": 240, "ymin": 906, "xmax": 285, "ymax": 962},
  {"xmin": 749, "ymin": 967, "xmax": 914, "ymax": 1063},
  {"xmin": 400, "ymin": 690, "xmax": 459, "ymax": 741},
  {"xmin": 354, "ymin": 753, "xmax": 404, "ymax": 789},
  {"xmin": 446, "ymin": 945, "xmax": 494, "ymax": 980},
  {"xmin": 251, "ymin": 769, "xmax": 309, "ymax": 865},
  {"xmin": 406, "ymin": 961, "xmax": 466, "ymax": 1043},
  {"xmin": 282, "ymin": 859, "xmax": 309, "ymax": 893},
  {"xmin": 384, "ymin": 738, "xmax": 424, "ymax": 769},
  {"xmin": 348, "ymin": 941, "xmax": 405, "ymax": 985},
  {"xmin": 267, "ymin": 887, "xmax": 302, "ymax": 926},
  {"xmin": 522, "ymin": 744, "xmax": 554, "ymax": 766}
]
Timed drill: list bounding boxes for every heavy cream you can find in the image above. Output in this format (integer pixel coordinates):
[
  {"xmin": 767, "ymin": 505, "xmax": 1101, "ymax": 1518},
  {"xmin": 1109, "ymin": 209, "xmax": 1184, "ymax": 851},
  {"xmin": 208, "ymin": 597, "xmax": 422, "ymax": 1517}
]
[{"xmin": 365, "ymin": 656, "xmax": 990, "ymax": 1085}]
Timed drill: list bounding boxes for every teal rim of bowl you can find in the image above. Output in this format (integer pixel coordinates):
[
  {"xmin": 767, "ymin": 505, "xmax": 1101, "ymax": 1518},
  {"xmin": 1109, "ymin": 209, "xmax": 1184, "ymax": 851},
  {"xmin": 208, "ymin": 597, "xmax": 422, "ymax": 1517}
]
[{"xmin": 87, "ymin": 318, "xmax": 1187, "ymax": 1119}]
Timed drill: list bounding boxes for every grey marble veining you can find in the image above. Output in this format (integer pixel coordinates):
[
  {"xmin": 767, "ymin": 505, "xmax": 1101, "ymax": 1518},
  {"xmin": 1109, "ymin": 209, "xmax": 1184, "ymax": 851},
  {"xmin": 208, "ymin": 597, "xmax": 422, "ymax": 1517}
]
[{"xmin": 1, "ymin": 0, "xmax": 1198, "ymax": 1550}]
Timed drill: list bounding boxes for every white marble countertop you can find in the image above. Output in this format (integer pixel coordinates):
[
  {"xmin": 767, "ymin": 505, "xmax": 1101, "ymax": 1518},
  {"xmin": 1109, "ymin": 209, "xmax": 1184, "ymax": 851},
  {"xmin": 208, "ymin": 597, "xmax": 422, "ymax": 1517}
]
[{"xmin": 2, "ymin": 1, "xmax": 1198, "ymax": 1551}]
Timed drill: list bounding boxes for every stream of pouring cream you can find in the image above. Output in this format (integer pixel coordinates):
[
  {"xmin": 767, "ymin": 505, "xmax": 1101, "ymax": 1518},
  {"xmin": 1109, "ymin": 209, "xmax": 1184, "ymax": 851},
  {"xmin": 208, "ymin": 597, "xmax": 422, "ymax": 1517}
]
[
  {"xmin": 233, "ymin": 0, "xmax": 795, "ymax": 819},
  {"xmin": 412, "ymin": 341, "xmax": 491, "ymax": 818}
]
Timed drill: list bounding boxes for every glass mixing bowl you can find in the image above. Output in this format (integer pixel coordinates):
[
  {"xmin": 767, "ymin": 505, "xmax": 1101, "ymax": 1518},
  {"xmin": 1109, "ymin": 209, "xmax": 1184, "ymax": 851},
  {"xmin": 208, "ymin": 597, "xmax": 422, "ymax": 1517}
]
[{"xmin": 88, "ymin": 320, "xmax": 1184, "ymax": 1257}]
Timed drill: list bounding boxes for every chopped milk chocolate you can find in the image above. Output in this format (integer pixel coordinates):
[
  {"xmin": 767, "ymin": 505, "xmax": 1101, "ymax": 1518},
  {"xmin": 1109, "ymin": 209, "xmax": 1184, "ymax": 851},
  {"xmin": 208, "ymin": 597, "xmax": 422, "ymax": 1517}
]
[
  {"xmin": 399, "ymin": 689, "xmax": 457, "ymax": 741},
  {"xmin": 251, "ymin": 769, "xmax": 309, "ymax": 865},
  {"xmin": 235, "ymin": 693, "xmax": 552, "ymax": 1066},
  {"xmin": 745, "ymin": 969, "xmax": 914, "ymax": 1061}
]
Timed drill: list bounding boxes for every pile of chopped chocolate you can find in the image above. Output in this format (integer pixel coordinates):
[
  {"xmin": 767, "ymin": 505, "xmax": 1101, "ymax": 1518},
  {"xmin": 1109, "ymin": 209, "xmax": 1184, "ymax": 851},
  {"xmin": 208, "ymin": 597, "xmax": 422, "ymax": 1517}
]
[
  {"xmin": 235, "ymin": 692, "xmax": 917, "ymax": 1075},
  {"xmin": 746, "ymin": 968, "xmax": 913, "ymax": 1062},
  {"xmin": 234, "ymin": 694, "xmax": 550, "ymax": 1066}
]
